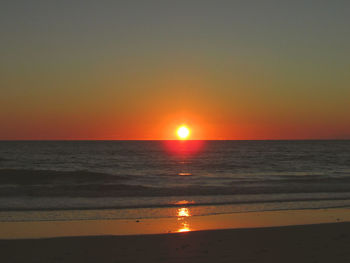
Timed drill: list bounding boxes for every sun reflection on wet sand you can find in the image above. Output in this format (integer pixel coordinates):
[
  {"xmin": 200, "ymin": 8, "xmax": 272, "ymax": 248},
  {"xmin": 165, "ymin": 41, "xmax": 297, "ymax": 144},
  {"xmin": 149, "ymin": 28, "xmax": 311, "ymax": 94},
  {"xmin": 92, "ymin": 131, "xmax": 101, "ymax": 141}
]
[
  {"xmin": 178, "ymin": 222, "xmax": 191, "ymax": 232},
  {"xmin": 177, "ymin": 207, "xmax": 192, "ymax": 232}
]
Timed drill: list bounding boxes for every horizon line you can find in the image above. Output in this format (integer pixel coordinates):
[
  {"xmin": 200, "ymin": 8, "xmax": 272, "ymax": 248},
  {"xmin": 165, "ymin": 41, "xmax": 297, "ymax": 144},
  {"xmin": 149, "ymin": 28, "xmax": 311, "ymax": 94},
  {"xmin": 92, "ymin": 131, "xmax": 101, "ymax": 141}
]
[{"xmin": 1, "ymin": 139, "xmax": 349, "ymax": 142}]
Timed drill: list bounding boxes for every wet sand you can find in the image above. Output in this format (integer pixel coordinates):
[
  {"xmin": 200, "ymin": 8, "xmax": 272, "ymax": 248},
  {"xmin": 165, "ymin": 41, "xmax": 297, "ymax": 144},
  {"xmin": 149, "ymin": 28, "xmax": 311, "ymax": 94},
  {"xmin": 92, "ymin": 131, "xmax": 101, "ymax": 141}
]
[{"xmin": 1, "ymin": 222, "xmax": 349, "ymax": 263}]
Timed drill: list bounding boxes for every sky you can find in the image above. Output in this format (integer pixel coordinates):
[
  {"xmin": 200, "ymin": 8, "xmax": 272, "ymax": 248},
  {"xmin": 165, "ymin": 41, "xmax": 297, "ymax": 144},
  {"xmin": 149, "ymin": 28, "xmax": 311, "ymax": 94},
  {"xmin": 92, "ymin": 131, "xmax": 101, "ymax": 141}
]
[{"xmin": 1, "ymin": 0, "xmax": 350, "ymax": 140}]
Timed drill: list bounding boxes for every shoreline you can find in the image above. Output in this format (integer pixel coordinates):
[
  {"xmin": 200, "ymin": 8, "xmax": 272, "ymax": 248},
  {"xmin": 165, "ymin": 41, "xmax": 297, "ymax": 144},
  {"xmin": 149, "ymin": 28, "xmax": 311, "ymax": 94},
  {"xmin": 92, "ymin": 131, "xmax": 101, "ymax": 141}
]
[
  {"xmin": 1, "ymin": 196, "xmax": 350, "ymax": 212},
  {"xmin": 1, "ymin": 222, "xmax": 349, "ymax": 262}
]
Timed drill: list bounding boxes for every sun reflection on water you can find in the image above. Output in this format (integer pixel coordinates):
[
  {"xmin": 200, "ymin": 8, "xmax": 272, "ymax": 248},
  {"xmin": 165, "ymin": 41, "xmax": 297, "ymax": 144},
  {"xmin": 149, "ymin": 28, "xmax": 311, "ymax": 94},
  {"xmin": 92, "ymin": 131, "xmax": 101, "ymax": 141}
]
[
  {"xmin": 174, "ymin": 200, "xmax": 195, "ymax": 205},
  {"xmin": 177, "ymin": 207, "xmax": 190, "ymax": 217}
]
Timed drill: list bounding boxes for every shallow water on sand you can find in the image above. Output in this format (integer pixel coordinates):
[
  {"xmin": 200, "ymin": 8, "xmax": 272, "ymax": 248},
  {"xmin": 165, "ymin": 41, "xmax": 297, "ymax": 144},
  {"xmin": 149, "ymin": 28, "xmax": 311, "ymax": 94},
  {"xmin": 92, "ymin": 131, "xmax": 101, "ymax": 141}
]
[{"xmin": 1, "ymin": 207, "xmax": 349, "ymax": 238}]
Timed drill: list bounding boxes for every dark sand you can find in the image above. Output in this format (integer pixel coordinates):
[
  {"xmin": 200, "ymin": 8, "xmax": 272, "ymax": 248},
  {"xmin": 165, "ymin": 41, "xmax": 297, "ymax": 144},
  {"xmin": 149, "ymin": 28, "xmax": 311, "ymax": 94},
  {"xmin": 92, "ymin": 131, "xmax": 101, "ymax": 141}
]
[{"xmin": 1, "ymin": 222, "xmax": 349, "ymax": 263}]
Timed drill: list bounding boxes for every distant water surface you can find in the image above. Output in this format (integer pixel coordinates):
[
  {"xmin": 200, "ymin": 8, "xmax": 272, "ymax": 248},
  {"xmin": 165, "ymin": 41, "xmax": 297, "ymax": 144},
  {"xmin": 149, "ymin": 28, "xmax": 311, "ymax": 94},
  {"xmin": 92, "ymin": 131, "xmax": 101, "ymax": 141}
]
[{"xmin": 0, "ymin": 140, "xmax": 349, "ymax": 221}]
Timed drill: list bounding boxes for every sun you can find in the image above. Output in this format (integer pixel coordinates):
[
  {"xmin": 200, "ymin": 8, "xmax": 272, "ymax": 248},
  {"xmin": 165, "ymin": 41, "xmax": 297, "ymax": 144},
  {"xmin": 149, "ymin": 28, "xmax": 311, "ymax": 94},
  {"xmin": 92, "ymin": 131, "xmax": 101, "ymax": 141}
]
[{"xmin": 177, "ymin": 126, "xmax": 190, "ymax": 140}]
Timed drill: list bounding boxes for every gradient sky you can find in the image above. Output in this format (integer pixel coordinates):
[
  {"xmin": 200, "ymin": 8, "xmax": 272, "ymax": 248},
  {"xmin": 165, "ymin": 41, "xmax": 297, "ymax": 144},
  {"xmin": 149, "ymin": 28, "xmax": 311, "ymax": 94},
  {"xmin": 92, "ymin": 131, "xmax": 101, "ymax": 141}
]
[{"xmin": 1, "ymin": 0, "xmax": 350, "ymax": 140}]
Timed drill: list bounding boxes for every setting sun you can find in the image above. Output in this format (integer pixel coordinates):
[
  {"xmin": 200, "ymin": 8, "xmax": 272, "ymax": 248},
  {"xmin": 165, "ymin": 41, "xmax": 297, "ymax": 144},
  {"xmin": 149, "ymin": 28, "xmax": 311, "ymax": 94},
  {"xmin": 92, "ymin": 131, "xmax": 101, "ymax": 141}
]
[{"xmin": 177, "ymin": 126, "xmax": 190, "ymax": 140}]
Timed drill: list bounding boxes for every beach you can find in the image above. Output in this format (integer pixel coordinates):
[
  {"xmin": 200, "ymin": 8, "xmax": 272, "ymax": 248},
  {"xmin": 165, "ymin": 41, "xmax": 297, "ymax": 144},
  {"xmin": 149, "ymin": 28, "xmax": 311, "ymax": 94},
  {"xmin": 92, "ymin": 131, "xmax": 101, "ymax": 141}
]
[
  {"xmin": 1, "ymin": 222, "xmax": 349, "ymax": 263},
  {"xmin": 1, "ymin": 141, "xmax": 350, "ymax": 262}
]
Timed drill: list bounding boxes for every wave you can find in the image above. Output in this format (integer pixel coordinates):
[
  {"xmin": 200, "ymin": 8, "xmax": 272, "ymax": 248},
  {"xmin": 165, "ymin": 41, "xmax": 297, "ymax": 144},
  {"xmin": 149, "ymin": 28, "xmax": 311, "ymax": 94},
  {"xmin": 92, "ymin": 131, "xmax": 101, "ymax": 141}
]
[
  {"xmin": 1, "ymin": 169, "xmax": 350, "ymax": 198},
  {"xmin": 1, "ymin": 192, "xmax": 350, "ymax": 211},
  {"xmin": 0, "ymin": 169, "xmax": 127, "ymax": 185}
]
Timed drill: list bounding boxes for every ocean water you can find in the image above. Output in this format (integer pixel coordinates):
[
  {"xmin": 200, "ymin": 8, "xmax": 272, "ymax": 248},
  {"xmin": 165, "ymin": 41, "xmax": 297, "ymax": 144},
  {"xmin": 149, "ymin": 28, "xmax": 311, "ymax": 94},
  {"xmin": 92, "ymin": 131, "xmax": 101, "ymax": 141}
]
[{"xmin": 0, "ymin": 140, "xmax": 350, "ymax": 222}]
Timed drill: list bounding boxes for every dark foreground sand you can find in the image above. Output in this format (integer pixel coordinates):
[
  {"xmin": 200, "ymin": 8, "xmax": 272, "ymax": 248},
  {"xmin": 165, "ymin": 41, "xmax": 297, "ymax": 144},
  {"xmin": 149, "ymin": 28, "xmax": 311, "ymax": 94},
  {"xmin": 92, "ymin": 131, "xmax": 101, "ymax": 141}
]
[{"xmin": 1, "ymin": 222, "xmax": 349, "ymax": 263}]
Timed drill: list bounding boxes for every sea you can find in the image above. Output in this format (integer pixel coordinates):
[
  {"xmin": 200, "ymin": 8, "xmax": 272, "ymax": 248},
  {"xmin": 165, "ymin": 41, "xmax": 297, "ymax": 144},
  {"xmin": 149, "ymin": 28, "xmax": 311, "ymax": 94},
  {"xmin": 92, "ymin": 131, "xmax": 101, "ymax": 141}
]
[{"xmin": 0, "ymin": 140, "xmax": 350, "ymax": 222}]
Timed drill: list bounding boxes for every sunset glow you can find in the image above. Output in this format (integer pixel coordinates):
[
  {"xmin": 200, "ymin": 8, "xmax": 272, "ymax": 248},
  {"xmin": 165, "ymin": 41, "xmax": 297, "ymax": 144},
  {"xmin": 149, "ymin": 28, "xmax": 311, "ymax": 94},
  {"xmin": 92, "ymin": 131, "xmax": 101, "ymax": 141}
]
[
  {"xmin": 2, "ymin": 2, "xmax": 350, "ymax": 263},
  {"xmin": 1, "ymin": 2, "xmax": 349, "ymax": 141},
  {"xmin": 177, "ymin": 126, "xmax": 190, "ymax": 140}
]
